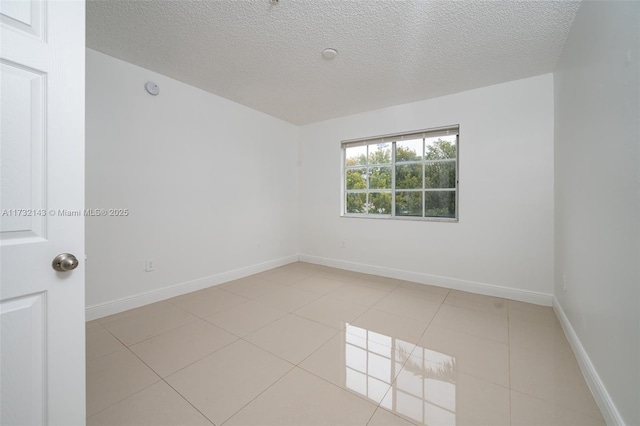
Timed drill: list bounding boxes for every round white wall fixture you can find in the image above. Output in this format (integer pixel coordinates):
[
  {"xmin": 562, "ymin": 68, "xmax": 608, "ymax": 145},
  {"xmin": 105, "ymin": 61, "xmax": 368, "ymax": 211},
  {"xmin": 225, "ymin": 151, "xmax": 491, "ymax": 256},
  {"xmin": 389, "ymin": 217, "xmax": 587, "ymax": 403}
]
[
  {"xmin": 322, "ymin": 48, "xmax": 338, "ymax": 60},
  {"xmin": 145, "ymin": 81, "xmax": 160, "ymax": 96}
]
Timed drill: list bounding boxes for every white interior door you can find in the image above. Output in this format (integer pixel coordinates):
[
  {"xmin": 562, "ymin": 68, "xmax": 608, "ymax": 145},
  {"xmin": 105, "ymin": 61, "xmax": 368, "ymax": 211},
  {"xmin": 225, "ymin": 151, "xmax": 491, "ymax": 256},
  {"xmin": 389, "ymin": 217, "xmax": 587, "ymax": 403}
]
[{"xmin": 0, "ymin": 0, "xmax": 85, "ymax": 424}]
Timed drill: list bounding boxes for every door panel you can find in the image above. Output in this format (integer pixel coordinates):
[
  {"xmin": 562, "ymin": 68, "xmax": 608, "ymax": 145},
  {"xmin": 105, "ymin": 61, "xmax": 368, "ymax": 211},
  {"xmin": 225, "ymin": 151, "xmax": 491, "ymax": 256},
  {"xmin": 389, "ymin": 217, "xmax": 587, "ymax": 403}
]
[
  {"xmin": 0, "ymin": 0, "xmax": 44, "ymax": 39},
  {"xmin": 0, "ymin": 293, "xmax": 46, "ymax": 426},
  {"xmin": 0, "ymin": 61, "xmax": 46, "ymax": 240}
]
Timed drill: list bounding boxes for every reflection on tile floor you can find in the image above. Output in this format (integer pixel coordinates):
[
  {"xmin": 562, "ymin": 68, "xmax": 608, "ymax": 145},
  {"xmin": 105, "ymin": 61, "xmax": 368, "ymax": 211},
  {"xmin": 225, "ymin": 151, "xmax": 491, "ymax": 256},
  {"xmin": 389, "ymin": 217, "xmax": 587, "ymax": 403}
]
[{"xmin": 86, "ymin": 262, "xmax": 605, "ymax": 425}]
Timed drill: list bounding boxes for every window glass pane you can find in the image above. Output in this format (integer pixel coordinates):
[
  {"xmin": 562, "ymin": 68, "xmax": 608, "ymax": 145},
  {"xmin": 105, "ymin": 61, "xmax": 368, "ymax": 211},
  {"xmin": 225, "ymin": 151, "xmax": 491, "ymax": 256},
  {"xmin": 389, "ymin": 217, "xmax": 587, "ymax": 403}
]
[
  {"xmin": 346, "ymin": 192, "xmax": 367, "ymax": 214},
  {"xmin": 396, "ymin": 138, "xmax": 423, "ymax": 162},
  {"xmin": 369, "ymin": 166, "xmax": 391, "ymax": 189},
  {"xmin": 396, "ymin": 164, "xmax": 423, "ymax": 189},
  {"xmin": 369, "ymin": 192, "xmax": 391, "ymax": 215},
  {"xmin": 368, "ymin": 143, "xmax": 392, "ymax": 164},
  {"xmin": 346, "ymin": 168, "xmax": 367, "ymax": 190},
  {"xmin": 346, "ymin": 146, "xmax": 367, "ymax": 166},
  {"xmin": 425, "ymin": 191, "xmax": 456, "ymax": 218},
  {"xmin": 396, "ymin": 191, "xmax": 423, "ymax": 217},
  {"xmin": 425, "ymin": 161, "xmax": 456, "ymax": 189},
  {"xmin": 425, "ymin": 135, "xmax": 456, "ymax": 160}
]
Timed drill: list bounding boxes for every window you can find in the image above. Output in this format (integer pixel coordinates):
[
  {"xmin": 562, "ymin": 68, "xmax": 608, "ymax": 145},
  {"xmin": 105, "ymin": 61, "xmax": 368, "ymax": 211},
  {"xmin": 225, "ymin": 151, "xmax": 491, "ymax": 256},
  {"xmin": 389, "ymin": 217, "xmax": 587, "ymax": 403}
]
[{"xmin": 342, "ymin": 125, "xmax": 458, "ymax": 221}]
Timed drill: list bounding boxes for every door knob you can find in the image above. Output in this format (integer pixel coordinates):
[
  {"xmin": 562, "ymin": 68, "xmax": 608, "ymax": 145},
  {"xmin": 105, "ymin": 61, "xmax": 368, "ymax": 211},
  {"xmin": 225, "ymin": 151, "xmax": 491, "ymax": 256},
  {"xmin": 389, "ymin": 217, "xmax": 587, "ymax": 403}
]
[{"xmin": 52, "ymin": 253, "xmax": 79, "ymax": 272}]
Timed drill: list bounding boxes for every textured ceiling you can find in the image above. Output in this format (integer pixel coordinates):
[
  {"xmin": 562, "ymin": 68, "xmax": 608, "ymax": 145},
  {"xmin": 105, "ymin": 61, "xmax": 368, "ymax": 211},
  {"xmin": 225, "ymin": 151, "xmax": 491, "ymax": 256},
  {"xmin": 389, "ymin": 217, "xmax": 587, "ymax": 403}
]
[{"xmin": 87, "ymin": 0, "xmax": 580, "ymax": 125}]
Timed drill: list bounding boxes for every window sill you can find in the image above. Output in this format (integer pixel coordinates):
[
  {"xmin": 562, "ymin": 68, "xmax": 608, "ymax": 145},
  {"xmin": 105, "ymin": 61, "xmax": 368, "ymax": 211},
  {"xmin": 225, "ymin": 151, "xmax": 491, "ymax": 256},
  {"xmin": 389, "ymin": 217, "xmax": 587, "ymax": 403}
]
[{"xmin": 340, "ymin": 214, "xmax": 458, "ymax": 223}]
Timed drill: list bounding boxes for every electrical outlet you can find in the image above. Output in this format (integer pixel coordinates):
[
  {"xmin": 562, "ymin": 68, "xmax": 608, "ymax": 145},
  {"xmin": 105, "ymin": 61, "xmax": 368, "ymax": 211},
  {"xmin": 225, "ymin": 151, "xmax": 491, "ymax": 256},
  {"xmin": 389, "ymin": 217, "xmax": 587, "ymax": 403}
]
[{"xmin": 145, "ymin": 258, "xmax": 156, "ymax": 272}]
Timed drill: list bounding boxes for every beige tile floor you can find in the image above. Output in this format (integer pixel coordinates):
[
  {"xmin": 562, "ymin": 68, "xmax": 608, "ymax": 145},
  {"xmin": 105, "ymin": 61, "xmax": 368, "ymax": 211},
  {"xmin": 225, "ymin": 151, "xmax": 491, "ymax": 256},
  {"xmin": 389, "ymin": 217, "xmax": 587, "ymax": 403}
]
[{"xmin": 86, "ymin": 262, "xmax": 605, "ymax": 426}]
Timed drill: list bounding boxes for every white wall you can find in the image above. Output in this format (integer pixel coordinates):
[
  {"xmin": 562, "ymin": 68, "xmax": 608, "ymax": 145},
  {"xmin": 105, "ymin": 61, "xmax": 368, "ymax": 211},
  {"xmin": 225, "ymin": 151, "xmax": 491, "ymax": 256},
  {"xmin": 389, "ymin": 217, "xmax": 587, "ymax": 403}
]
[
  {"xmin": 85, "ymin": 49, "xmax": 299, "ymax": 316},
  {"xmin": 298, "ymin": 75, "xmax": 555, "ymax": 303},
  {"xmin": 554, "ymin": 2, "xmax": 640, "ymax": 425}
]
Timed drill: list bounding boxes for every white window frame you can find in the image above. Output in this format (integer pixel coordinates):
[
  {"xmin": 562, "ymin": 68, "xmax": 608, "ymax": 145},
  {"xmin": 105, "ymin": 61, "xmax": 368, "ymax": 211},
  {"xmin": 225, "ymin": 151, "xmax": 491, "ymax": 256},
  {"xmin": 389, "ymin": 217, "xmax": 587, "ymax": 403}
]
[{"xmin": 341, "ymin": 125, "xmax": 459, "ymax": 222}]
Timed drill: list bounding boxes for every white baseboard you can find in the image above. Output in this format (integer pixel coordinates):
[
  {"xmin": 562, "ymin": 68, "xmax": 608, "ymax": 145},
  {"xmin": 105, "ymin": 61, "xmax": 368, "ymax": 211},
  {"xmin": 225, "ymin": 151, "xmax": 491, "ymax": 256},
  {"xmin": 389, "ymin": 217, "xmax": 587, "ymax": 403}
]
[
  {"xmin": 553, "ymin": 298, "xmax": 624, "ymax": 426},
  {"xmin": 86, "ymin": 252, "xmax": 622, "ymax": 424},
  {"xmin": 299, "ymin": 254, "xmax": 553, "ymax": 306},
  {"xmin": 85, "ymin": 254, "xmax": 299, "ymax": 321},
  {"xmin": 86, "ymin": 252, "xmax": 553, "ymax": 320}
]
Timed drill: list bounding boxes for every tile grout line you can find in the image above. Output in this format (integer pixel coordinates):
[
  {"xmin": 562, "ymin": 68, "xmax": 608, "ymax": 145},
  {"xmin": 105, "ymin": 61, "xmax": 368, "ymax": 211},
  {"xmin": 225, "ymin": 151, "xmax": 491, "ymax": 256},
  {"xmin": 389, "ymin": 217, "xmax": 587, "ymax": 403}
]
[
  {"xmin": 142, "ymin": 333, "xmax": 240, "ymax": 381},
  {"xmin": 86, "ymin": 265, "xmax": 401, "ymax": 423},
  {"xmin": 220, "ymin": 273, "xmax": 401, "ymax": 424},
  {"xmin": 89, "ymin": 314, "xmax": 241, "ymax": 423},
  {"xmin": 289, "ymin": 277, "xmax": 423, "ymax": 420},
  {"xmin": 160, "ymin": 377, "xmax": 218, "ymax": 426},
  {"xmin": 439, "ymin": 299, "xmax": 510, "ymax": 319},
  {"xmin": 506, "ymin": 301, "xmax": 605, "ymax": 422},
  {"xmin": 101, "ymin": 304, "xmax": 203, "ymax": 347},
  {"xmin": 89, "ymin": 263, "xmax": 601, "ymax": 424},
  {"xmin": 217, "ymin": 363, "xmax": 299, "ymax": 425},
  {"xmin": 86, "ymin": 344, "xmax": 163, "ymax": 420},
  {"xmin": 85, "ymin": 323, "xmax": 127, "ymax": 363},
  {"xmin": 201, "ymin": 309, "xmax": 288, "ymax": 341},
  {"xmin": 509, "ymin": 389, "xmax": 609, "ymax": 423},
  {"xmin": 115, "ymin": 337, "xmax": 218, "ymax": 425},
  {"xmin": 86, "ymin": 379, "xmax": 161, "ymax": 422},
  {"xmin": 362, "ymin": 288, "xmax": 450, "ymax": 426},
  {"xmin": 238, "ymin": 325, "xmax": 343, "ymax": 371},
  {"xmin": 131, "ymin": 271, "xmax": 350, "ymax": 382}
]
